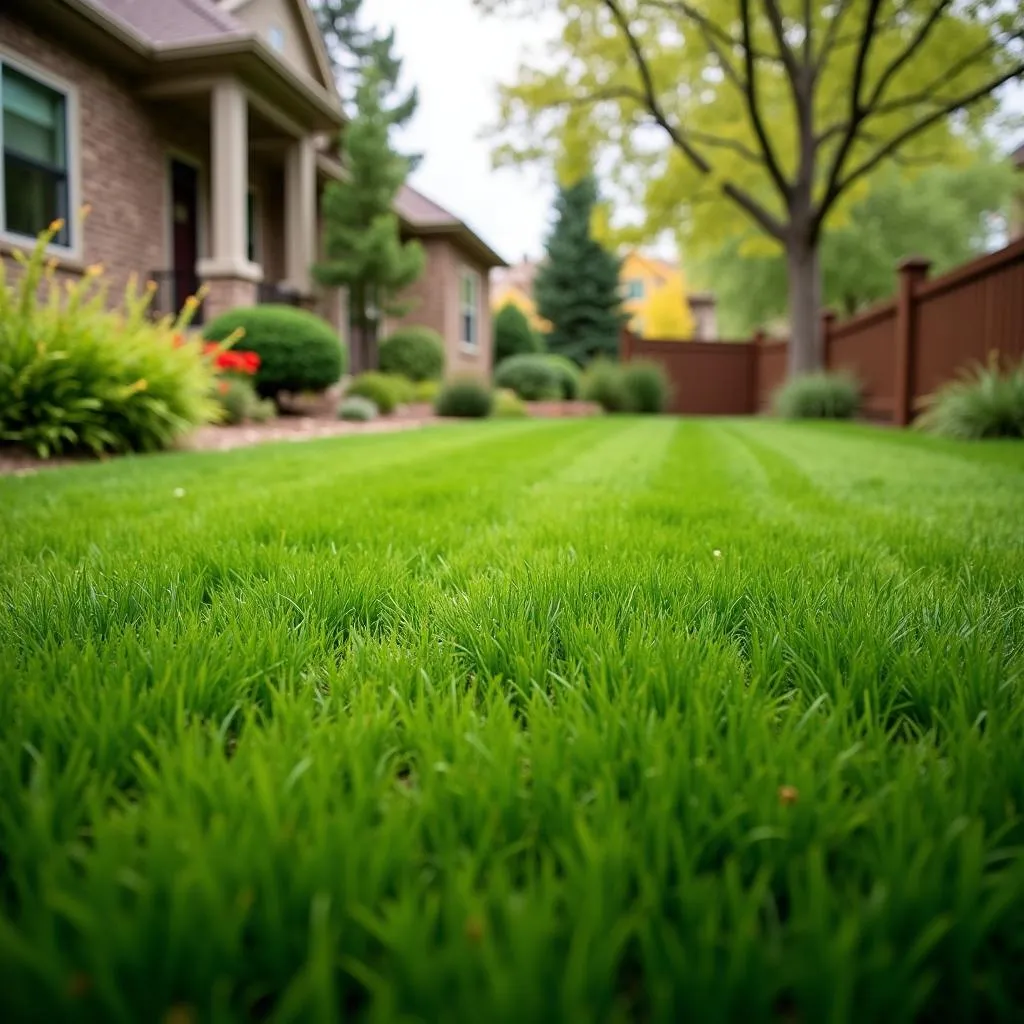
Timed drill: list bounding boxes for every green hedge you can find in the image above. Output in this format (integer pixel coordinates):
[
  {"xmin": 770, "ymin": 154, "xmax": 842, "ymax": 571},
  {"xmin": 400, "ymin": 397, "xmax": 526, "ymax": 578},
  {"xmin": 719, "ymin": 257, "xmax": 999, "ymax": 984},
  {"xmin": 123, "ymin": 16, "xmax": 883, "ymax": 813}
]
[
  {"xmin": 435, "ymin": 378, "xmax": 493, "ymax": 418},
  {"xmin": 346, "ymin": 373, "xmax": 405, "ymax": 415},
  {"xmin": 203, "ymin": 305, "xmax": 345, "ymax": 398},
  {"xmin": 773, "ymin": 372, "xmax": 861, "ymax": 420},
  {"xmin": 379, "ymin": 327, "xmax": 445, "ymax": 382},
  {"xmin": 543, "ymin": 354, "xmax": 582, "ymax": 399}
]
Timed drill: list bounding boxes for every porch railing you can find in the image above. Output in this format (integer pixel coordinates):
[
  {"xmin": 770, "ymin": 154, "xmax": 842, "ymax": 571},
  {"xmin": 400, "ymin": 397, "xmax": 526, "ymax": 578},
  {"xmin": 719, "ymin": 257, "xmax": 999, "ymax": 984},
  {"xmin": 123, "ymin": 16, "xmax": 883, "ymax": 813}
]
[{"xmin": 148, "ymin": 270, "xmax": 205, "ymax": 327}]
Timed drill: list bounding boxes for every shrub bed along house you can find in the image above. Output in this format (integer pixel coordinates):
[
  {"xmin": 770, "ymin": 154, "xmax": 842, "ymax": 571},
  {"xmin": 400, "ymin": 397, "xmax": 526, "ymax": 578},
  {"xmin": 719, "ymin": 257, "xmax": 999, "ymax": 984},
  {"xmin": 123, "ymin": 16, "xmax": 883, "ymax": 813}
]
[
  {"xmin": 0, "ymin": 223, "xmax": 219, "ymax": 456},
  {"xmin": 338, "ymin": 395, "xmax": 379, "ymax": 422},
  {"xmin": 378, "ymin": 327, "xmax": 445, "ymax": 382},
  {"xmin": 493, "ymin": 302, "xmax": 542, "ymax": 363},
  {"xmin": 346, "ymin": 373, "xmax": 407, "ymax": 415},
  {"xmin": 203, "ymin": 305, "xmax": 345, "ymax": 400},
  {"xmin": 543, "ymin": 354, "xmax": 582, "ymax": 399}
]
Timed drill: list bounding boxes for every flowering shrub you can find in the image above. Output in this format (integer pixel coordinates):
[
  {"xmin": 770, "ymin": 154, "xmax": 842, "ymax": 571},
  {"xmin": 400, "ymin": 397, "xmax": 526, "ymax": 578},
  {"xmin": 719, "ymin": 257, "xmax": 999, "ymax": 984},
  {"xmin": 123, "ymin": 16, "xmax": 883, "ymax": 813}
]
[
  {"xmin": 203, "ymin": 344, "xmax": 269, "ymax": 425},
  {"xmin": 205, "ymin": 345, "xmax": 261, "ymax": 377},
  {"xmin": 0, "ymin": 221, "xmax": 219, "ymax": 457}
]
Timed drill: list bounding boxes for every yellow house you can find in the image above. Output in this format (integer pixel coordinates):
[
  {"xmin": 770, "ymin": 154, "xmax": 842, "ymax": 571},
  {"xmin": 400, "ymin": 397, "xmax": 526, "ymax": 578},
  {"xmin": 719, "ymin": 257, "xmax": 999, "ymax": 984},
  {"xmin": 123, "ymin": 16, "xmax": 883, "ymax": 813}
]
[{"xmin": 620, "ymin": 251, "xmax": 694, "ymax": 339}]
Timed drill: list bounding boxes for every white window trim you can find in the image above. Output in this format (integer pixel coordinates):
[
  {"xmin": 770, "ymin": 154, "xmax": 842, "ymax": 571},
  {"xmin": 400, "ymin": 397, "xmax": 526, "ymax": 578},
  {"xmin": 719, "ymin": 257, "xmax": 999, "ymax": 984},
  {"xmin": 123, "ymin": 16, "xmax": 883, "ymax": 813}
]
[
  {"xmin": 459, "ymin": 266, "xmax": 480, "ymax": 354},
  {"xmin": 0, "ymin": 46, "xmax": 82, "ymax": 262}
]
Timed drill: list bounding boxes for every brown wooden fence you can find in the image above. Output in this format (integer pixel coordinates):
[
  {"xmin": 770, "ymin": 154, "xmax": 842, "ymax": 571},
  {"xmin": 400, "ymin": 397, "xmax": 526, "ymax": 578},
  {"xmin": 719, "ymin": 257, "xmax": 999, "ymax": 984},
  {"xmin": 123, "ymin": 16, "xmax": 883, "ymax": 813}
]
[{"xmin": 623, "ymin": 236, "xmax": 1024, "ymax": 422}]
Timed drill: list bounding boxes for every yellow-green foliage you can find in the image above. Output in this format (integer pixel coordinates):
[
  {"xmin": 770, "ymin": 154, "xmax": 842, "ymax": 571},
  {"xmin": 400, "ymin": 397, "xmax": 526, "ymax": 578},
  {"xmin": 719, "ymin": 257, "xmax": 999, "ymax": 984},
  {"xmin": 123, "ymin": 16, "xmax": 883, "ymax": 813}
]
[{"xmin": 0, "ymin": 224, "xmax": 219, "ymax": 457}]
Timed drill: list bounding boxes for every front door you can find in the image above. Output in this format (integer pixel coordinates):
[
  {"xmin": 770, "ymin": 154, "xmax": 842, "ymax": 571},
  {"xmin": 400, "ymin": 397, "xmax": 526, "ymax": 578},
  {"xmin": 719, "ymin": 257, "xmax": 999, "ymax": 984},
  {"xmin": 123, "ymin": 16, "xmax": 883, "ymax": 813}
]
[{"xmin": 170, "ymin": 159, "xmax": 200, "ymax": 321}]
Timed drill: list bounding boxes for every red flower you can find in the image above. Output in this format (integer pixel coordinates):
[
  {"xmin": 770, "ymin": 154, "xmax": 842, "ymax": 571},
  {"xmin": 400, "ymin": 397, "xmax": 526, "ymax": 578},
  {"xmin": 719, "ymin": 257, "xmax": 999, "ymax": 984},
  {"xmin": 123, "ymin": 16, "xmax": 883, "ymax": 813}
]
[{"xmin": 204, "ymin": 345, "xmax": 260, "ymax": 376}]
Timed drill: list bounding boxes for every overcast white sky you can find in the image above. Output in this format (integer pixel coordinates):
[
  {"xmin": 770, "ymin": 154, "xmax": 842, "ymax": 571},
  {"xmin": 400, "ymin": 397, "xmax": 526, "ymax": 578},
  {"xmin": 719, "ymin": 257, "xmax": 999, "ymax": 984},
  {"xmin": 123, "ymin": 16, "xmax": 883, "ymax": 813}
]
[{"xmin": 360, "ymin": 0, "xmax": 553, "ymax": 265}]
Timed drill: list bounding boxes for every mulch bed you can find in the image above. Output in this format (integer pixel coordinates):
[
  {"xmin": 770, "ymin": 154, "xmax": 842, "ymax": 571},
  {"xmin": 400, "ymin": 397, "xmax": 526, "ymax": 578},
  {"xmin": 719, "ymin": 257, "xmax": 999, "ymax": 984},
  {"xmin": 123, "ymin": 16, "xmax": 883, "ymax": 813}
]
[{"xmin": 0, "ymin": 401, "xmax": 602, "ymax": 477}]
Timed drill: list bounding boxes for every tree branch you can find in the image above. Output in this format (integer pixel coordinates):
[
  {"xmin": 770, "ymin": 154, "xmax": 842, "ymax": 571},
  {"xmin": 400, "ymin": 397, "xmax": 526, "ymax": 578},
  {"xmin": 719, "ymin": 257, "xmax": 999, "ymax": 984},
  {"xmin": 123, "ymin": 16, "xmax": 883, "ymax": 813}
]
[
  {"xmin": 600, "ymin": 0, "xmax": 786, "ymax": 238},
  {"xmin": 835, "ymin": 61, "xmax": 1024, "ymax": 199},
  {"xmin": 739, "ymin": 0, "xmax": 792, "ymax": 202},
  {"xmin": 761, "ymin": 0, "xmax": 802, "ymax": 87},
  {"xmin": 815, "ymin": 0, "xmax": 884, "ymax": 230},
  {"xmin": 814, "ymin": 0, "xmax": 854, "ymax": 72},
  {"xmin": 863, "ymin": 0, "xmax": 954, "ymax": 111}
]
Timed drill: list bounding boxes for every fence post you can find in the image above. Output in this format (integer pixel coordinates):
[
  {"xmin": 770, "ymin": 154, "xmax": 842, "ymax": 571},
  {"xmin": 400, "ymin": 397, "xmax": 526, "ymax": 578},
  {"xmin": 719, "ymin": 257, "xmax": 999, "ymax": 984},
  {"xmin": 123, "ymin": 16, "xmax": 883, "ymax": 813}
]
[
  {"xmin": 821, "ymin": 310, "xmax": 836, "ymax": 371},
  {"xmin": 893, "ymin": 257, "xmax": 931, "ymax": 426}
]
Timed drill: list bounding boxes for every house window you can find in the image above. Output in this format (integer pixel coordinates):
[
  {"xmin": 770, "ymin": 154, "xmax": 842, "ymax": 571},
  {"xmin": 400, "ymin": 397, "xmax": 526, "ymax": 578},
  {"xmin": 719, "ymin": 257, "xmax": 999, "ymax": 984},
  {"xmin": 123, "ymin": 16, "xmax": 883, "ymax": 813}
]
[
  {"xmin": 625, "ymin": 279, "xmax": 644, "ymax": 300},
  {"xmin": 460, "ymin": 268, "xmax": 479, "ymax": 350},
  {"xmin": 1, "ymin": 62, "xmax": 71, "ymax": 247}
]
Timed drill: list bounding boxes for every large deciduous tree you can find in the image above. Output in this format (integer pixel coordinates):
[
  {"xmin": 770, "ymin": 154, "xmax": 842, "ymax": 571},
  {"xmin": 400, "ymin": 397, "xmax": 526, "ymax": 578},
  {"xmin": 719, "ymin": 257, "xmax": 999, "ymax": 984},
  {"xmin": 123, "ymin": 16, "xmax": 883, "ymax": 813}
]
[
  {"xmin": 479, "ymin": 0, "xmax": 1024, "ymax": 375},
  {"xmin": 313, "ymin": 72, "xmax": 424, "ymax": 374},
  {"xmin": 535, "ymin": 176, "xmax": 625, "ymax": 364}
]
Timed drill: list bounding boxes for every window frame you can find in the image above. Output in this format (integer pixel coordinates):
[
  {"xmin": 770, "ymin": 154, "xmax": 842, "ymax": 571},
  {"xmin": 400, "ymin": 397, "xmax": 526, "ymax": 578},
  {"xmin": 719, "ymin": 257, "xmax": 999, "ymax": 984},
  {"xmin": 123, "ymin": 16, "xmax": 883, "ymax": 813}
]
[
  {"xmin": 0, "ymin": 48, "xmax": 80, "ymax": 259},
  {"xmin": 625, "ymin": 279, "xmax": 644, "ymax": 301},
  {"xmin": 459, "ymin": 266, "xmax": 480, "ymax": 353}
]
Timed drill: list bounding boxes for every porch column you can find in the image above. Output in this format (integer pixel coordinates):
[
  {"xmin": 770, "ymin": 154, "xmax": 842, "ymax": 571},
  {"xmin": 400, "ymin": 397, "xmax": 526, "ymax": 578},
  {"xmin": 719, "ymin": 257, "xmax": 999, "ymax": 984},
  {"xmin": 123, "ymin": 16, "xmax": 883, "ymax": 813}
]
[
  {"xmin": 197, "ymin": 79, "xmax": 261, "ymax": 319},
  {"xmin": 283, "ymin": 136, "xmax": 317, "ymax": 296}
]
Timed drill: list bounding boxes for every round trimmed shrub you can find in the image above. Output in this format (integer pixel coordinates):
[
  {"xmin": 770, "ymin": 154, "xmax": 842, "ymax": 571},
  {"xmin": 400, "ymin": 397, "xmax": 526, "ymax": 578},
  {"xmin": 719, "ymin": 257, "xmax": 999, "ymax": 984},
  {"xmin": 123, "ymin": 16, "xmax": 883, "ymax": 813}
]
[
  {"xmin": 384, "ymin": 374, "xmax": 417, "ymax": 405},
  {"xmin": 581, "ymin": 358, "xmax": 629, "ymax": 413},
  {"xmin": 494, "ymin": 303, "xmax": 541, "ymax": 363},
  {"xmin": 773, "ymin": 371, "xmax": 861, "ymax": 420},
  {"xmin": 217, "ymin": 376, "xmax": 258, "ymax": 425},
  {"xmin": 379, "ymin": 327, "xmax": 445, "ymax": 382},
  {"xmin": 494, "ymin": 387, "xmax": 528, "ymax": 418},
  {"xmin": 494, "ymin": 354, "xmax": 561, "ymax": 401},
  {"xmin": 435, "ymin": 378, "xmax": 493, "ymax": 418},
  {"xmin": 346, "ymin": 372, "xmax": 403, "ymax": 415},
  {"xmin": 338, "ymin": 395, "xmax": 379, "ymax": 422},
  {"xmin": 203, "ymin": 305, "xmax": 344, "ymax": 398},
  {"xmin": 621, "ymin": 360, "xmax": 671, "ymax": 413},
  {"xmin": 543, "ymin": 354, "xmax": 582, "ymax": 399}
]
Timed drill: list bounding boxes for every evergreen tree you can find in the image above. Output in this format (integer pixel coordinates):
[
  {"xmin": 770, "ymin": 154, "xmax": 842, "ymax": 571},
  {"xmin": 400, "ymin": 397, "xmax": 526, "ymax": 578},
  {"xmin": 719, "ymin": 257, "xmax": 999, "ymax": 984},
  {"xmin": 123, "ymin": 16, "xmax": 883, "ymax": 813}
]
[
  {"xmin": 534, "ymin": 176, "xmax": 623, "ymax": 365},
  {"xmin": 493, "ymin": 303, "xmax": 541, "ymax": 365},
  {"xmin": 313, "ymin": 72, "xmax": 424, "ymax": 374}
]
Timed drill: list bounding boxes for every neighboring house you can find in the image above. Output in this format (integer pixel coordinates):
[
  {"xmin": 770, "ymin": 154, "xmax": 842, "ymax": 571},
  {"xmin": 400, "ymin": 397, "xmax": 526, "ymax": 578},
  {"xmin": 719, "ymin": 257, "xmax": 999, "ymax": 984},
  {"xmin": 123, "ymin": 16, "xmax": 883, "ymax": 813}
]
[
  {"xmin": 621, "ymin": 250, "xmax": 718, "ymax": 341},
  {"xmin": 490, "ymin": 258, "xmax": 551, "ymax": 332},
  {"xmin": 0, "ymin": 0, "xmax": 346, "ymax": 327},
  {"xmin": 387, "ymin": 185, "xmax": 506, "ymax": 379},
  {"xmin": 1012, "ymin": 143, "xmax": 1024, "ymax": 241}
]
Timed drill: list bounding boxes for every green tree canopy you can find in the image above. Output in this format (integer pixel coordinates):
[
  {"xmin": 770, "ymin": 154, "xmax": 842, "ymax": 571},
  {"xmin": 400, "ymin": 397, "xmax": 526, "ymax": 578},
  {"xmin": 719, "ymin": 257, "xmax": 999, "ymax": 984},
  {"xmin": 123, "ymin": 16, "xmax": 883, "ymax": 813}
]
[
  {"xmin": 478, "ymin": 0, "xmax": 1024, "ymax": 376},
  {"xmin": 704, "ymin": 153, "xmax": 1018, "ymax": 335},
  {"xmin": 313, "ymin": 71, "xmax": 424, "ymax": 373},
  {"xmin": 535, "ymin": 176, "xmax": 625, "ymax": 365}
]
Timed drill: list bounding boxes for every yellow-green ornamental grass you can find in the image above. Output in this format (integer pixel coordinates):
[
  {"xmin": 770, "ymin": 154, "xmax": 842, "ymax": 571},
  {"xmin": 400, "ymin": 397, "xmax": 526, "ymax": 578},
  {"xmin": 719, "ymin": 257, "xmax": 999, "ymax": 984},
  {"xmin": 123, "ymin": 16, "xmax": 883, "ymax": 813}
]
[{"xmin": 1, "ymin": 418, "xmax": 1024, "ymax": 1022}]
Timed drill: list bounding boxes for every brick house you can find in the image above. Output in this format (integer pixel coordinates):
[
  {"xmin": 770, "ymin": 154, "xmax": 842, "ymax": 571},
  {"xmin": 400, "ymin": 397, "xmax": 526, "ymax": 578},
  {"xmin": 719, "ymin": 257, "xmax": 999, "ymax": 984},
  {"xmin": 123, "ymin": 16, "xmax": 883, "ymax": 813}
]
[
  {"xmin": 0, "ymin": 0, "xmax": 506, "ymax": 376},
  {"xmin": 388, "ymin": 185, "xmax": 506, "ymax": 379}
]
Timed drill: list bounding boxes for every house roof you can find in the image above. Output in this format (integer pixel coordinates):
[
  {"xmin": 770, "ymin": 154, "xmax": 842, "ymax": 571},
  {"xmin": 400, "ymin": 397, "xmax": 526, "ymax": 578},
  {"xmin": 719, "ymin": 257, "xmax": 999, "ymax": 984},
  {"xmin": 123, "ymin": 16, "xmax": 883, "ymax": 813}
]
[
  {"xmin": 87, "ymin": 0, "xmax": 244, "ymax": 45},
  {"xmin": 396, "ymin": 185, "xmax": 507, "ymax": 269}
]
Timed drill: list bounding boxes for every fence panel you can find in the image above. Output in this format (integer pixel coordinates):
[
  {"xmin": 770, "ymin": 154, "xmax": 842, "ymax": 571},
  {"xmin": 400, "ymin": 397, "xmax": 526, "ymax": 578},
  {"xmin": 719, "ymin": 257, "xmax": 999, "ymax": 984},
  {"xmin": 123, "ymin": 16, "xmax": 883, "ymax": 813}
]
[
  {"xmin": 628, "ymin": 338, "xmax": 756, "ymax": 415},
  {"xmin": 827, "ymin": 303, "xmax": 897, "ymax": 421},
  {"xmin": 755, "ymin": 341, "xmax": 788, "ymax": 410}
]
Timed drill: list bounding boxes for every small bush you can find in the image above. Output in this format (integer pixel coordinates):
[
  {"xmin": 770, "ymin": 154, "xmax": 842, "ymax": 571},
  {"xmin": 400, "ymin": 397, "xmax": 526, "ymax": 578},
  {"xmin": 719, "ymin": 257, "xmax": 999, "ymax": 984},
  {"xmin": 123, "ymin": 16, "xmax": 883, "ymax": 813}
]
[
  {"xmin": 494, "ymin": 303, "xmax": 542, "ymax": 363},
  {"xmin": 384, "ymin": 374, "xmax": 417, "ymax": 405},
  {"xmin": 0, "ymin": 224, "xmax": 218, "ymax": 457},
  {"xmin": 773, "ymin": 371, "xmax": 861, "ymax": 420},
  {"xmin": 412, "ymin": 379, "xmax": 440, "ymax": 403},
  {"xmin": 494, "ymin": 354, "xmax": 561, "ymax": 401},
  {"xmin": 203, "ymin": 305, "xmax": 344, "ymax": 398},
  {"xmin": 543, "ymin": 354, "xmax": 581, "ymax": 399},
  {"xmin": 346, "ymin": 372, "xmax": 403, "ymax": 415},
  {"xmin": 621, "ymin": 360, "xmax": 671, "ymax": 414},
  {"xmin": 581, "ymin": 359, "xmax": 630, "ymax": 413},
  {"xmin": 379, "ymin": 327, "xmax": 445, "ymax": 382},
  {"xmin": 217, "ymin": 376, "xmax": 259, "ymax": 425},
  {"xmin": 250, "ymin": 397, "xmax": 276, "ymax": 423},
  {"xmin": 493, "ymin": 388, "xmax": 528, "ymax": 418},
  {"xmin": 338, "ymin": 395, "xmax": 379, "ymax": 422},
  {"xmin": 916, "ymin": 357, "xmax": 1024, "ymax": 439},
  {"xmin": 435, "ymin": 378, "xmax": 493, "ymax": 418}
]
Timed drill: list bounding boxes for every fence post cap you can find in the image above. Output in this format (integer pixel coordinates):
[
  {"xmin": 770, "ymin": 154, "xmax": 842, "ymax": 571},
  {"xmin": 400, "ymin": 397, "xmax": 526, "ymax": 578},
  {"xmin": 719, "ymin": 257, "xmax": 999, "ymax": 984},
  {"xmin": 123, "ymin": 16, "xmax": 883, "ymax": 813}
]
[
  {"xmin": 898, "ymin": 256, "xmax": 932, "ymax": 276},
  {"xmin": 821, "ymin": 308, "xmax": 837, "ymax": 323}
]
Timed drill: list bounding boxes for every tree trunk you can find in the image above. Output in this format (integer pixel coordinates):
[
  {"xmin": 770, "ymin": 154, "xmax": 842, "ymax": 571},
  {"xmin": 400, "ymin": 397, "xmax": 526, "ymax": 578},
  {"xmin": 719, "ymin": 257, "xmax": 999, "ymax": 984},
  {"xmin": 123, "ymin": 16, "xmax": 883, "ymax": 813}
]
[{"xmin": 785, "ymin": 238, "xmax": 824, "ymax": 376}]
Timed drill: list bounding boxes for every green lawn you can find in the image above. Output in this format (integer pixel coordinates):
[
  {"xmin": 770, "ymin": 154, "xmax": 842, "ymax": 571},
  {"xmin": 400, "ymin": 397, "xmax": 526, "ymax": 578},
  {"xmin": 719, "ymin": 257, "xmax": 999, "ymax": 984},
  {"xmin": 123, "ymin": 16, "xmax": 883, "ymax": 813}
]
[{"xmin": 2, "ymin": 418, "xmax": 1024, "ymax": 1023}]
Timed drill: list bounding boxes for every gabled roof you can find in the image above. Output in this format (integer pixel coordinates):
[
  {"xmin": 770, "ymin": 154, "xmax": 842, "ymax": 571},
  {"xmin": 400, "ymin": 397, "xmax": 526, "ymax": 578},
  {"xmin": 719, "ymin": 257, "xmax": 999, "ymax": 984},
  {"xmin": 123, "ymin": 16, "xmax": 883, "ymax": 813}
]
[{"xmin": 396, "ymin": 185, "xmax": 507, "ymax": 269}]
